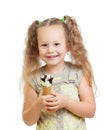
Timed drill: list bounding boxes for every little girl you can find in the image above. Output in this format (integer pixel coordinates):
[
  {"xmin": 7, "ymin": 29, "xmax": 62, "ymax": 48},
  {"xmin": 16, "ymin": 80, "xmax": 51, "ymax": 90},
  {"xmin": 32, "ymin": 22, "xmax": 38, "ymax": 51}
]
[{"xmin": 22, "ymin": 15, "xmax": 96, "ymax": 130}]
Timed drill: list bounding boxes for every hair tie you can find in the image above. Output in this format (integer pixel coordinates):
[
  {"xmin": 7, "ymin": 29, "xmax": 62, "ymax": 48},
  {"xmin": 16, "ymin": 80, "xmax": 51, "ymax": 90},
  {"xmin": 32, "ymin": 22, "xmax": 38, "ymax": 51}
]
[
  {"xmin": 38, "ymin": 17, "xmax": 65, "ymax": 25},
  {"xmin": 60, "ymin": 17, "xmax": 65, "ymax": 23},
  {"xmin": 38, "ymin": 21, "xmax": 42, "ymax": 25}
]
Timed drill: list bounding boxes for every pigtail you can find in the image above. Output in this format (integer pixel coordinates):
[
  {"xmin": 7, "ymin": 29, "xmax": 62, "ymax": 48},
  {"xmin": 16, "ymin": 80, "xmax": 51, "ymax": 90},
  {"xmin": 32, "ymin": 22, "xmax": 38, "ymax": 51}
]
[
  {"xmin": 64, "ymin": 15, "xmax": 94, "ymax": 87},
  {"xmin": 23, "ymin": 20, "xmax": 41, "ymax": 81}
]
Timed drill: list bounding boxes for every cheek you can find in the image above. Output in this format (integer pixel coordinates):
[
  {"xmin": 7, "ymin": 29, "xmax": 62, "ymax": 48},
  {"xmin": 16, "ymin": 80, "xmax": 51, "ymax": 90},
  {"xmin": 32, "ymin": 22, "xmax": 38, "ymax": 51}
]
[
  {"xmin": 39, "ymin": 49, "xmax": 46, "ymax": 56},
  {"xmin": 58, "ymin": 46, "xmax": 68, "ymax": 54},
  {"xmin": 38, "ymin": 48, "xmax": 43, "ymax": 56}
]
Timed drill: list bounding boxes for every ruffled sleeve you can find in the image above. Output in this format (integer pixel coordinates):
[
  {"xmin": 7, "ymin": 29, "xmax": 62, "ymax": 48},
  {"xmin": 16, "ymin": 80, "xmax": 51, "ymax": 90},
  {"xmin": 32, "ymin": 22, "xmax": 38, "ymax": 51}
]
[
  {"xmin": 76, "ymin": 68, "xmax": 83, "ymax": 86},
  {"xmin": 27, "ymin": 72, "xmax": 41, "ymax": 94},
  {"xmin": 68, "ymin": 64, "xmax": 84, "ymax": 87},
  {"xmin": 27, "ymin": 72, "xmax": 36, "ymax": 89}
]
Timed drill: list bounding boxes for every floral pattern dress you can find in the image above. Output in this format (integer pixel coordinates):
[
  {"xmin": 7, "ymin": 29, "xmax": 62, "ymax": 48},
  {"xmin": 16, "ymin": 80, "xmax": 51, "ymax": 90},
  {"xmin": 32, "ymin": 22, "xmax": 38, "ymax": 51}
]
[{"xmin": 27, "ymin": 63, "xmax": 87, "ymax": 130}]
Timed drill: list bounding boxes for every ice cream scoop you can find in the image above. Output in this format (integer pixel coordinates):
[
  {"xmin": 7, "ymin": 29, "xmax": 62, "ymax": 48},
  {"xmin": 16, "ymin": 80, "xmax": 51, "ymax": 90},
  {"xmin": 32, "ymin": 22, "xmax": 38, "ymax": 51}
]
[{"xmin": 40, "ymin": 74, "xmax": 53, "ymax": 95}]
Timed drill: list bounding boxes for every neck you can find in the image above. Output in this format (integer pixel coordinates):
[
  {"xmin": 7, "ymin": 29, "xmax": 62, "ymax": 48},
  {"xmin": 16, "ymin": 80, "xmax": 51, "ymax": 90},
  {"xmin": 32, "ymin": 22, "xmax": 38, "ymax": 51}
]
[{"xmin": 44, "ymin": 62, "xmax": 67, "ymax": 74}]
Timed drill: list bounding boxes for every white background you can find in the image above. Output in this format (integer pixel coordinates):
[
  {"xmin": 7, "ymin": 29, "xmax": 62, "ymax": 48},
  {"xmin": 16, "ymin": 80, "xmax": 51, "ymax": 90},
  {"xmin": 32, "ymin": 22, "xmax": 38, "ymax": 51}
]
[{"xmin": 0, "ymin": 0, "xmax": 105, "ymax": 129}]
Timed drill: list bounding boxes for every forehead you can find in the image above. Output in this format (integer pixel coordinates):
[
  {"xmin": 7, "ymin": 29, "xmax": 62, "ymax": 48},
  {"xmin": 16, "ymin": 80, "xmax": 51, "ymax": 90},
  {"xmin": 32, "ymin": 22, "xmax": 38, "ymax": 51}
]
[
  {"xmin": 37, "ymin": 25, "xmax": 65, "ymax": 40},
  {"xmin": 38, "ymin": 25, "xmax": 64, "ymax": 33}
]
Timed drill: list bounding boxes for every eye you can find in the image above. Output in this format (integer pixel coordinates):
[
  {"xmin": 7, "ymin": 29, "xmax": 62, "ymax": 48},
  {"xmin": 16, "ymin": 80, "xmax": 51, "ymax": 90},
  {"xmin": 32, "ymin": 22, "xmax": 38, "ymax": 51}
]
[
  {"xmin": 41, "ymin": 43, "xmax": 48, "ymax": 47},
  {"xmin": 54, "ymin": 43, "xmax": 60, "ymax": 46}
]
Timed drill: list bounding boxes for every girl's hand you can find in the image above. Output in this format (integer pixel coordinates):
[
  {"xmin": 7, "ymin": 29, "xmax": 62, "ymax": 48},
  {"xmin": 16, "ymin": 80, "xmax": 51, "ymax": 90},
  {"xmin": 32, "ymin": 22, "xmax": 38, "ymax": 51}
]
[
  {"xmin": 45, "ymin": 93, "xmax": 67, "ymax": 111},
  {"xmin": 39, "ymin": 94, "xmax": 54, "ymax": 111}
]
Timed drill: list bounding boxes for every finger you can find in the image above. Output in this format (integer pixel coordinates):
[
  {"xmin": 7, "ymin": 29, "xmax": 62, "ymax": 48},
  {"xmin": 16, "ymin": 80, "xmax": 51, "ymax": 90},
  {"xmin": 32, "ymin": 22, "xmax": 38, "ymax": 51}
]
[
  {"xmin": 44, "ymin": 95, "xmax": 54, "ymax": 100},
  {"xmin": 46, "ymin": 105, "xmax": 58, "ymax": 111},
  {"xmin": 46, "ymin": 97, "xmax": 58, "ymax": 102},
  {"xmin": 46, "ymin": 100, "xmax": 58, "ymax": 107},
  {"xmin": 50, "ymin": 92, "xmax": 57, "ymax": 96}
]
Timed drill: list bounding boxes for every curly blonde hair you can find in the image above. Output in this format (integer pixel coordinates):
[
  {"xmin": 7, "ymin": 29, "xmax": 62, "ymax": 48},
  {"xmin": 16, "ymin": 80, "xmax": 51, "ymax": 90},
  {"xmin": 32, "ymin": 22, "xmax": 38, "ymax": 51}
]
[{"xmin": 22, "ymin": 15, "xmax": 96, "ymax": 87}]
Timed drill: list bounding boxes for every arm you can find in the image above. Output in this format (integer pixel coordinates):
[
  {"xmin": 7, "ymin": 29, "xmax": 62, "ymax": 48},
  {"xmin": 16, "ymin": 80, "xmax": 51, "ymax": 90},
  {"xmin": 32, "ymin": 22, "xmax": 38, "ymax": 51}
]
[
  {"xmin": 45, "ymin": 76, "xmax": 96, "ymax": 118},
  {"xmin": 22, "ymin": 83, "xmax": 42, "ymax": 125},
  {"xmin": 22, "ymin": 82, "xmax": 54, "ymax": 125},
  {"xmin": 64, "ymin": 76, "xmax": 96, "ymax": 118}
]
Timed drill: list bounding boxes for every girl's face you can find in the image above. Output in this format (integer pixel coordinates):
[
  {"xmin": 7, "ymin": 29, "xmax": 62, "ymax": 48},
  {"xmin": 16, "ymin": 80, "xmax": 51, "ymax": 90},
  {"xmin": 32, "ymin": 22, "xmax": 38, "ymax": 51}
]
[{"xmin": 37, "ymin": 25, "xmax": 68, "ymax": 67}]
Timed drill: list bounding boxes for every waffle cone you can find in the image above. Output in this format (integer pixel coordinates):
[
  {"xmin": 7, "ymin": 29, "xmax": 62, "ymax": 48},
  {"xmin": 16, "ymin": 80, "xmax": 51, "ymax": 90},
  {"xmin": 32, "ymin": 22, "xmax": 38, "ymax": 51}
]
[{"xmin": 42, "ymin": 86, "xmax": 52, "ymax": 95}]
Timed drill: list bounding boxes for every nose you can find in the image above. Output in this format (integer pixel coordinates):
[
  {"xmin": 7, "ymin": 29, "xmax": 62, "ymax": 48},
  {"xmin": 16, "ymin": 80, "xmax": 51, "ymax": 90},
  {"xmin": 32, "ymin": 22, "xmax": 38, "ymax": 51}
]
[{"xmin": 47, "ymin": 45, "xmax": 54, "ymax": 53}]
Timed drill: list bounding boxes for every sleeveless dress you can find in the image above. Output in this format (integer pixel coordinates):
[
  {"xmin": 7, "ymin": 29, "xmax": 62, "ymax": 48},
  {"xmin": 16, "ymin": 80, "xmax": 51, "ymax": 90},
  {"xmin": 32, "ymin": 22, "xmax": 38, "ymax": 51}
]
[{"xmin": 27, "ymin": 62, "xmax": 87, "ymax": 130}]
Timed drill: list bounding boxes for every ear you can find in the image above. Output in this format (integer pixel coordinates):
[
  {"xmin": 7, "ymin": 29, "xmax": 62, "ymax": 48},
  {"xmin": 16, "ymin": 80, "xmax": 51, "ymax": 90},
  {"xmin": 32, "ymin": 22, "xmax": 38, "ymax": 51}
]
[{"xmin": 66, "ymin": 42, "xmax": 71, "ymax": 52}]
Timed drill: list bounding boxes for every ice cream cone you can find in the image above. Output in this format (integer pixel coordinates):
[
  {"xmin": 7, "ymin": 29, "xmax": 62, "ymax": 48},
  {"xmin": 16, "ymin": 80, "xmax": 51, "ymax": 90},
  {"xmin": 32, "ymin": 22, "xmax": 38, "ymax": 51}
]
[
  {"xmin": 40, "ymin": 74, "xmax": 53, "ymax": 95},
  {"xmin": 42, "ymin": 86, "xmax": 52, "ymax": 95}
]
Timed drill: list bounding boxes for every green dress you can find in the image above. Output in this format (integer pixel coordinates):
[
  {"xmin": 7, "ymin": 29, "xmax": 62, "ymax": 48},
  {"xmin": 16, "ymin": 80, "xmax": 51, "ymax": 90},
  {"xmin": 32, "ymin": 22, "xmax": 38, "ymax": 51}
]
[{"xmin": 27, "ymin": 62, "xmax": 87, "ymax": 130}]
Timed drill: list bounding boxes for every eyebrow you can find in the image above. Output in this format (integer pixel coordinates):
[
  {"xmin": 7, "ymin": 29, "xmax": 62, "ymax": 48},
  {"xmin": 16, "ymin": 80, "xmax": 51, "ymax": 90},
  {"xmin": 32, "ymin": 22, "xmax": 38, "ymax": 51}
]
[{"xmin": 39, "ymin": 41, "xmax": 48, "ymax": 44}]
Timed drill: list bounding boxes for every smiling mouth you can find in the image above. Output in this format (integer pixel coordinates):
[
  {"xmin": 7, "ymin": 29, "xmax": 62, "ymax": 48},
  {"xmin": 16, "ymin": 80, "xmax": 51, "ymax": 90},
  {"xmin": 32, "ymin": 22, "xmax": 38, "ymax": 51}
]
[{"xmin": 46, "ymin": 55, "xmax": 58, "ymax": 59}]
